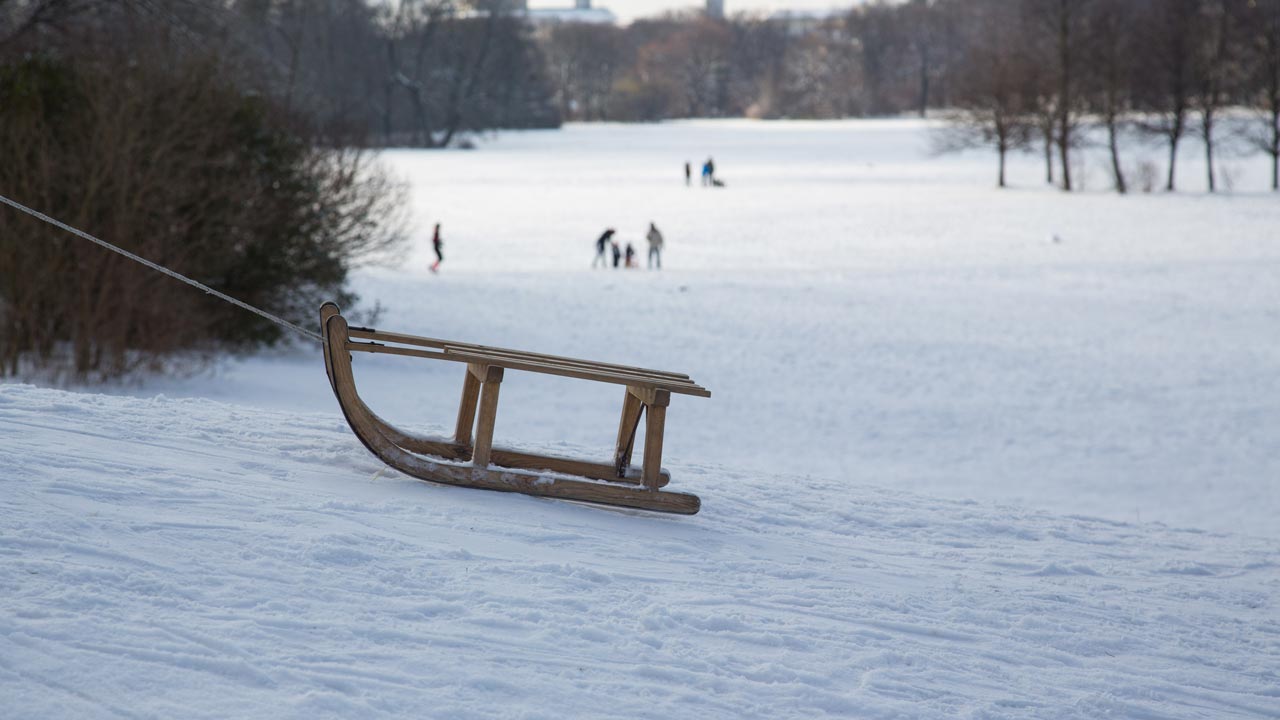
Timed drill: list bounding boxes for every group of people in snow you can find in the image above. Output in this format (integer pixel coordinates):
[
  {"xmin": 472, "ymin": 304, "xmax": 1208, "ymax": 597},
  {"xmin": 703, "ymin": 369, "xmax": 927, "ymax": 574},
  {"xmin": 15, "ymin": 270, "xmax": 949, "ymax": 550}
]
[
  {"xmin": 426, "ymin": 156, "xmax": 721, "ymax": 275},
  {"xmin": 425, "ymin": 156, "xmax": 724, "ymax": 275},
  {"xmin": 593, "ymin": 223, "xmax": 664, "ymax": 270},
  {"xmin": 424, "ymin": 222, "xmax": 665, "ymax": 274},
  {"xmin": 684, "ymin": 157, "xmax": 723, "ymax": 187}
]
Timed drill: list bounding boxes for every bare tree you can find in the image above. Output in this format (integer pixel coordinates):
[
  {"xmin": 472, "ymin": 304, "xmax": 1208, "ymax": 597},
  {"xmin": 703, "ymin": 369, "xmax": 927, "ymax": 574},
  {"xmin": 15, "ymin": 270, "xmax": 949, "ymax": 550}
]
[
  {"xmin": 379, "ymin": 1, "xmax": 556, "ymax": 147},
  {"xmin": 727, "ymin": 14, "xmax": 791, "ymax": 118},
  {"xmin": 0, "ymin": 27, "xmax": 403, "ymax": 380},
  {"xmin": 229, "ymin": 0, "xmax": 385, "ymax": 137},
  {"xmin": 630, "ymin": 16, "xmax": 734, "ymax": 118},
  {"xmin": 939, "ymin": 0, "xmax": 1033, "ymax": 187},
  {"xmin": 1192, "ymin": 0, "xmax": 1236, "ymax": 192},
  {"xmin": 901, "ymin": 0, "xmax": 944, "ymax": 118},
  {"xmin": 1245, "ymin": 0, "xmax": 1280, "ymax": 190},
  {"xmin": 384, "ymin": 0, "xmax": 452, "ymax": 146},
  {"xmin": 544, "ymin": 22, "xmax": 628, "ymax": 121},
  {"xmin": 1024, "ymin": 0, "xmax": 1089, "ymax": 191},
  {"xmin": 847, "ymin": 3, "xmax": 897, "ymax": 116},
  {"xmin": 777, "ymin": 25, "xmax": 862, "ymax": 118},
  {"xmin": 1085, "ymin": 0, "xmax": 1137, "ymax": 193},
  {"xmin": 1135, "ymin": 0, "xmax": 1197, "ymax": 191}
]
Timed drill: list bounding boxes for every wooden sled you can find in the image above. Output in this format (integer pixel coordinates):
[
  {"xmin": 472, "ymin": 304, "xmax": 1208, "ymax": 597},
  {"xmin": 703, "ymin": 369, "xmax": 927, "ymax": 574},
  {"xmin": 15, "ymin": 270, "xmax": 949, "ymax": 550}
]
[{"xmin": 320, "ymin": 303, "xmax": 710, "ymax": 514}]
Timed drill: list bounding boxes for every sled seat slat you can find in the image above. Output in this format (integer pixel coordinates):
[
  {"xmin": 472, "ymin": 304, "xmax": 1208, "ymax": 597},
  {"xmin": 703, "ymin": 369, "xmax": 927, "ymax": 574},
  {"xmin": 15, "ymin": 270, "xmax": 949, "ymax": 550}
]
[
  {"xmin": 443, "ymin": 347, "xmax": 710, "ymax": 396},
  {"xmin": 348, "ymin": 326, "xmax": 694, "ymax": 382},
  {"xmin": 345, "ymin": 339, "xmax": 710, "ymax": 397}
]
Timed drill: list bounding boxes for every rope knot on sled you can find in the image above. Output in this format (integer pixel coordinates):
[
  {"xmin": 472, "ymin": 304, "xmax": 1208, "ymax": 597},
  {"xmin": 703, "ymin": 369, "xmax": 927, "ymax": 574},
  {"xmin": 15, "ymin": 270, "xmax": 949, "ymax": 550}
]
[{"xmin": 320, "ymin": 303, "xmax": 709, "ymax": 514}]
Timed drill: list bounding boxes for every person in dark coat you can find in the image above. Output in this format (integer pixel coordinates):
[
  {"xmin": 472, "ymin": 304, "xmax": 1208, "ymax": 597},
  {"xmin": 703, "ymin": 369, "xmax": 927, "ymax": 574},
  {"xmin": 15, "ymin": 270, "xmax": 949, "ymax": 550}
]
[
  {"xmin": 646, "ymin": 222, "xmax": 664, "ymax": 269},
  {"xmin": 611, "ymin": 239, "xmax": 622, "ymax": 268},
  {"xmin": 430, "ymin": 223, "xmax": 444, "ymax": 273},
  {"xmin": 624, "ymin": 242, "xmax": 636, "ymax": 268},
  {"xmin": 593, "ymin": 228, "xmax": 616, "ymax": 269},
  {"xmin": 684, "ymin": 161, "xmax": 692, "ymax": 186}
]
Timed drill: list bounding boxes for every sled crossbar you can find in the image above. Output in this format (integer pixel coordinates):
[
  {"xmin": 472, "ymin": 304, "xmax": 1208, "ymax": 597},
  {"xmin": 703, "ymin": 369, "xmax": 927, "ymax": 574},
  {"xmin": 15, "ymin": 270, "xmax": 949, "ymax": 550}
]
[{"xmin": 321, "ymin": 303, "xmax": 708, "ymax": 514}]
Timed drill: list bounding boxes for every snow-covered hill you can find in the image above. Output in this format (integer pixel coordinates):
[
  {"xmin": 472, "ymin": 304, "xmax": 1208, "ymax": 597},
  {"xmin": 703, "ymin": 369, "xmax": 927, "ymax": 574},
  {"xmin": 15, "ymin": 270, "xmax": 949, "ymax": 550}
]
[
  {"xmin": 117, "ymin": 119, "xmax": 1280, "ymax": 538},
  {"xmin": 6, "ymin": 118, "xmax": 1279, "ymax": 717},
  {"xmin": 3, "ymin": 384, "xmax": 1277, "ymax": 719}
]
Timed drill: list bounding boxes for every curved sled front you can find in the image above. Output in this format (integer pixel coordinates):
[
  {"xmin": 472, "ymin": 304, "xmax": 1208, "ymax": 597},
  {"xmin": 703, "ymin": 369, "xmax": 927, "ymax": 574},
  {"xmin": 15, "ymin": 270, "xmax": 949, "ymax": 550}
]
[{"xmin": 320, "ymin": 304, "xmax": 703, "ymax": 515}]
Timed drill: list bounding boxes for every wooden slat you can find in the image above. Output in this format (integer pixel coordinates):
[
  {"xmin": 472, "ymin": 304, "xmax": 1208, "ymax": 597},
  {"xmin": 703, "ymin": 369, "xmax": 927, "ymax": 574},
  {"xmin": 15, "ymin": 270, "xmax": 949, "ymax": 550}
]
[
  {"xmin": 350, "ymin": 340, "xmax": 709, "ymax": 395},
  {"xmin": 350, "ymin": 326, "xmax": 692, "ymax": 380},
  {"xmin": 386, "ymin": 433, "xmax": 470, "ymax": 461},
  {"xmin": 446, "ymin": 345, "xmax": 706, "ymax": 391},
  {"xmin": 371, "ymin": 430, "xmax": 670, "ymax": 488},
  {"xmin": 348, "ymin": 342, "xmax": 452, "ymax": 361},
  {"xmin": 443, "ymin": 347, "xmax": 711, "ymax": 397},
  {"xmin": 489, "ymin": 448, "xmax": 669, "ymax": 488},
  {"xmin": 345, "ymin": 339, "xmax": 709, "ymax": 396},
  {"xmin": 447, "ymin": 344, "xmax": 691, "ymax": 384}
]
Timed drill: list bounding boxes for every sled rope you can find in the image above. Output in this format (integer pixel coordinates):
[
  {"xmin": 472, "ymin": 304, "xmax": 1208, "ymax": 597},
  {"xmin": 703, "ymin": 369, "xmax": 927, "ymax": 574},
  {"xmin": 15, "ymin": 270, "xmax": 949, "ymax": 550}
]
[{"xmin": 0, "ymin": 192, "xmax": 323, "ymax": 343}]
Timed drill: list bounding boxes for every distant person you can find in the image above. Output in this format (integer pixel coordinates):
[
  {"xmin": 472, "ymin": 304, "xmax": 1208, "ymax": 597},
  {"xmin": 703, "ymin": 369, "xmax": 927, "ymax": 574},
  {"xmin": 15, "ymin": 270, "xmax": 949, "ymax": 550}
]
[
  {"xmin": 646, "ymin": 222, "xmax": 664, "ymax": 269},
  {"xmin": 701, "ymin": 160, "xmax": 712, "ymax": 186},
  {"xmin": 625, "ymin": 242, "xmax": 636, "ymax": 268},
  {"xmin": 593, "ymin": 228, "xmax": 616, "ymax": 269},
  {"xmin": 430, "ymin": 223, "xmax": 444, "ymax": 273},
  {"xmin": 684, "ymin": 161, "xmax": 692, "ymax": 186},
  {"xmin": 611, "ymin": 239, "xmax": 622, "ymax": 268}
]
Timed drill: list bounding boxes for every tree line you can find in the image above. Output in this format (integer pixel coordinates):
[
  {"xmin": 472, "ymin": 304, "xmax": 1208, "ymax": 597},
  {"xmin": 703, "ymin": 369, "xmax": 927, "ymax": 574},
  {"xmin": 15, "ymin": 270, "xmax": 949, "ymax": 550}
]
[
  {"xmin": 0, "ymin": 1, "xmax": 405, "ymax": 380},
  {"xmin": 13, "ymin": 0, "xmax": 1271, "ymax": 195},
  {"xmin": 228, "ymin": 0, "xmax": 559, "ymax": 147},
  {"xmin": 543, "ymin": 0, "xmax": 1280, "ymax": 193},
  {"xmin": 939, "ymin": 0, "xmax": 1280, "ymax": 192}
]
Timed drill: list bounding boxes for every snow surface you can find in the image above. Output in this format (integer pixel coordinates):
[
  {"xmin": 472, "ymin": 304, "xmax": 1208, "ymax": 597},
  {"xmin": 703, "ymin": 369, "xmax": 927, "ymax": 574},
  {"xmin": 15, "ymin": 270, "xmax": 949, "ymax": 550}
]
[
  {"xmin": 104, "ymin": 119, "xmax": 1280, "ymax": 538},
  {"xmin": 5, "ymin": 119, "xmax": 1280, "ymax": 717},
  {"xmin": 2, "ymin": 383, "xmax": 1278, "ymax": 718}
]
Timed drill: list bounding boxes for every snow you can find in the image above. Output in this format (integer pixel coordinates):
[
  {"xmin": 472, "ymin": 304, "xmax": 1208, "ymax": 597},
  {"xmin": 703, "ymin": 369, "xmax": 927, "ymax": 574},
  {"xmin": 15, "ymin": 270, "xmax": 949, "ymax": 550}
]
[
  {"xmin": 4, "ymin": 119, "xmax": 1280, "ymax": 717},
  {"xmin": 111, "ymin": 119, "xmax": 1280, "ymax": 538},
  {"xmin": 3, "ymin": 383, "xmax": 1278, "ymax": 718}
]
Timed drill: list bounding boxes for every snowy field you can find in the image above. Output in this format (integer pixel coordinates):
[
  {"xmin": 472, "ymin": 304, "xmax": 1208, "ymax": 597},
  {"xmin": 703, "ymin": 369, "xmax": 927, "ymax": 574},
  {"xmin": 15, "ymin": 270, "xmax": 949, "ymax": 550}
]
[
  {"xmin": 4, "ymin": 119, "xmax": 1280, "ymax": 718},
  {"xmin": 116, "ymin": 119, "xmax": 1279, "ymax": 538}
]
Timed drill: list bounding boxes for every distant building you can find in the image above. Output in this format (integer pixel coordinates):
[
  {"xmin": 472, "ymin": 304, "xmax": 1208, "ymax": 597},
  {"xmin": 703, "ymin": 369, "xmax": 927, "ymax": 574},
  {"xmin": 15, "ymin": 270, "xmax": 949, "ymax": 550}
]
[
  {"xmin": 525, "ymin": 0, "xmax": 616, "ymax": 25},
  {"xmin": 769, "ymin": 8, "xmax": 844, "ymax": 36},
  {"xmin": 707, "ymin": 0, "xmax": 725, "ymax": 19}
]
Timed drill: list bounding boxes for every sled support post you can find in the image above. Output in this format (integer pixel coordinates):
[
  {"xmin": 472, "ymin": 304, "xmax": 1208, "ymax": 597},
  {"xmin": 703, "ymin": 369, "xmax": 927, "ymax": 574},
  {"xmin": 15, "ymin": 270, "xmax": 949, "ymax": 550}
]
[
  {"xmin": 641, "ymin": 389, "xmax": 670, "ymax": 490},
  {"xmin": 614, "ymin": 387, "xmax": 645, "ymax": 476},
  {"xmin": 455, "ymin": 364, "xmax": 483, "ymax": 447},
  {"xmin": 471, "ymin": 365, "xmax": 504, "ymax": 467},
  {"xmin": 321, "ymin": 303, "xmax": 708, "ymax": 514}
]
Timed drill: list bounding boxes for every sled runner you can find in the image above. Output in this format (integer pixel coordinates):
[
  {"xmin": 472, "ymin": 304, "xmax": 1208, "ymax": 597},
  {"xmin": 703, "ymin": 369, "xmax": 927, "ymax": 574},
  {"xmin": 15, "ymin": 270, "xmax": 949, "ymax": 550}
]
[{"xmin": 320, "ymin": 303, "xmax": 710, "ymax": 514}]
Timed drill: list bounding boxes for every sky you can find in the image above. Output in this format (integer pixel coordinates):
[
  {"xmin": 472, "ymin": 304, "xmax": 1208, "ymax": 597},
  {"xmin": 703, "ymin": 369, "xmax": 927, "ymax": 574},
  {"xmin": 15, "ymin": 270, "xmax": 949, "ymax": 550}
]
[{"xmin": 528, "ymin": 0, "xmax": 857, "ymax": 23}]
